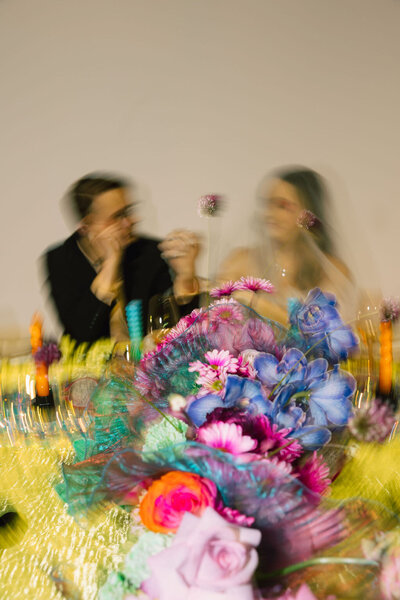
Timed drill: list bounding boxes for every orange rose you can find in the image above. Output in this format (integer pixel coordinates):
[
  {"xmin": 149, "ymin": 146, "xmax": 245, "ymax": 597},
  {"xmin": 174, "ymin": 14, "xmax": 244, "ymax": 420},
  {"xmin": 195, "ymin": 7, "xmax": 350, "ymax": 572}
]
[{"xmin": 139, "ymin": 471, "xmax": 217, "ymax": 533}]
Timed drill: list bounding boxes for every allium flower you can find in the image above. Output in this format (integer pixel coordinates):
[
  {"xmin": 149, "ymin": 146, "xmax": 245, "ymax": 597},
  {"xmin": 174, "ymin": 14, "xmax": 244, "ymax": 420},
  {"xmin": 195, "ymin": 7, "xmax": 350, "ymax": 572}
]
[
  {"xmin": 296, "ymin": 452, "xmax": 331, "ymax": 497},
  {"xmin": 348, "ymin": 399, "xmax": 395, "ymax": 442},
  {"xmin": 235, "ymin": 276, "xmax": 275, "ymax": 294},
  {"xmin": 34, "ymin": 342, "xmax": 61, "ymax": 366},
  {"xmin": 381, "ymin": 297, "xmax": 400, "ymax": 323},
  {"xmin": 210, "ymin": 280, "xmax": 238, "ymax": 298},
  {"xmin": 380, "ymin": 552, "xmax": 400, "ymax": 600},
  {"xmin": 198, "ymin": 194, "xmax": 223, "ymax": 217},
  {"xmin": 196, "ymin": 421, "xmax": 258, "ymax": 455},
  {"xmin": 297, "ymin": 209, "xmax": 321, "ymax": 231}
]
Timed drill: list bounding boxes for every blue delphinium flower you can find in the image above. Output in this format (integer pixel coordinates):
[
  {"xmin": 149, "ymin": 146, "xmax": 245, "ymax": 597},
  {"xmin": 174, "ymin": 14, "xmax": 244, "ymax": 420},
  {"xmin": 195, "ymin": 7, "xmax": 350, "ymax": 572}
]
[
  {"xmin": 186, "ymin": 375, "xmax": 272, "ymax": 427},
  {"xmin": 254, "ymin": 348, "xmax": 356, "ymax": 450},
  {"xmin": 289, "ymin": 288, "xmax": 359, "ymax": 362}
]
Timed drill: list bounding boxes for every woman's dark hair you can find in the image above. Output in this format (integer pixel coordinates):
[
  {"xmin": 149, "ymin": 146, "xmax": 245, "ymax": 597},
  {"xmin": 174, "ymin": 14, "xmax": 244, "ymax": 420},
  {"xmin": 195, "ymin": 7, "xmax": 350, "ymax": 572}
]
[
  {"xmin": 69, "ymin": 173, "xmax": 130, "ymax": 219},
  {"xmin": 274, "ymin": 167, "xmax": 333, "ymax": 255},
  {"xmin": 269, "ymin": 167, "xmax": 336, "ymax": 291}
]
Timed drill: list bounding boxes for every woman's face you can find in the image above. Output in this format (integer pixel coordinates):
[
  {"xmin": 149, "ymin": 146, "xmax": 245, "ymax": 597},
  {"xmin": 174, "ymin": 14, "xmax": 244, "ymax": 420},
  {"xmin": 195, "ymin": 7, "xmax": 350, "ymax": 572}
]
[{"xmin": 260, "ymin": 178, "xmax": 304, "ymax": 245}]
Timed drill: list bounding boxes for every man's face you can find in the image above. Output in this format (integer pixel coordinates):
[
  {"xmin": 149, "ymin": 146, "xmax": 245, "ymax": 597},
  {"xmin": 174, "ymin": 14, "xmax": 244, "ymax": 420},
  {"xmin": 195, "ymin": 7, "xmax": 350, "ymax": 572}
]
[{"xmin": 86, "ymin": 187, "xmax": 138, "ymax": 248}]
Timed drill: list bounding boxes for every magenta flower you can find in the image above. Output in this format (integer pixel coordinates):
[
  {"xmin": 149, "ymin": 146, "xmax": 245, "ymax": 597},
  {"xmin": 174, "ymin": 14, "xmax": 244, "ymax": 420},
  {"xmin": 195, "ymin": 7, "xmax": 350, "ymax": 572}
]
[
  {"xmin": 216, "ymin": 504, "xmax": 255, "ymax": 527},
  {"xmin": 252, "ymin": 414, "xmax": 303, "ymax": 463},
  {"xmin": 210, "ymin": 280, "xmax": 238, "ymax": 298},
  {"xmin": 349, "ymin": 399, "xmax": 395, "ymax": 443},
  {"xmin": 197, "ymin": 421, "xmax": 258, "ymax": 455},
  {"xmin": 235, "ymin": 276, "xmax": 275, "ymax": 294},
  {"xmin": 296, "ymin": 452, "xmax": 331, "ymax": 498}
]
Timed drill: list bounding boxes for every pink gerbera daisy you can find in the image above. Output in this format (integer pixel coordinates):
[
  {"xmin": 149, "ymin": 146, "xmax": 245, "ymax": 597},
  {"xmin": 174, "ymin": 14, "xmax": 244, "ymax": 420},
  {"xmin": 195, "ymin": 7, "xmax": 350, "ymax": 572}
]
[
  {"xmin": 210, "ymin": 280, "xmax": 238, "ymax": 298},
  {"xmin": 296, "ymin": 452, "xmax": 331, "ymax": 496},
  {"xmin": 209, "ymin": 298, "xmax": 244, "ymax": 323},
  {"xmin": 235, "ymin": 276, "xmax": 275, "ymax": 293},
  {"xmin": 197, "ymin": 421, "xmax": 257, "ymax": 455}
]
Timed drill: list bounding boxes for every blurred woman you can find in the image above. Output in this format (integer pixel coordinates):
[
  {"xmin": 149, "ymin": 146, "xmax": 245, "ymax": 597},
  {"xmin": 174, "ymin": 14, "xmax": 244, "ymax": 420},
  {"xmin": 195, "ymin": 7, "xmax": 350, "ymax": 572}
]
[{"xmin": 219, "ymin": 167, "xmax": 355, "ymax": 324}]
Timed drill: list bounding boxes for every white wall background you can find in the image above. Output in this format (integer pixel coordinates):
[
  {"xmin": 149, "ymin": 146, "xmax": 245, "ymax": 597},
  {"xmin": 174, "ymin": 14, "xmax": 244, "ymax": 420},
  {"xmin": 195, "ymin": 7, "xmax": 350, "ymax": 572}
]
[{"xmin": 0, "ymin": 0, "xmax": 399, "ymax": 342}]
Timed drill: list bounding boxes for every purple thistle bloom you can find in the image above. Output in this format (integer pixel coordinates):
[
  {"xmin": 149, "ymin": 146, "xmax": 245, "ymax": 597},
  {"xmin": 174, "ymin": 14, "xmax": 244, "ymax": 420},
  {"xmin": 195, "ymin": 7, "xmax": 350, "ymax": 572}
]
[
  {"xmin": 297, "ymin": 209, "xmax": 321, "ymax": 231},
  {"xmin": 381, "ymin": 297, "xmax": 400, "ymax": 322},
  {"xmin": 198, "ymin": 194, "xmax": 223, "ymax": 217},
  {"xmin": 349, "ymin": 399, "xmax": 395, "ymax": 442},
  {"xmin": 34, "ymin": 342, "xmax": 61, "ymax": 366}
]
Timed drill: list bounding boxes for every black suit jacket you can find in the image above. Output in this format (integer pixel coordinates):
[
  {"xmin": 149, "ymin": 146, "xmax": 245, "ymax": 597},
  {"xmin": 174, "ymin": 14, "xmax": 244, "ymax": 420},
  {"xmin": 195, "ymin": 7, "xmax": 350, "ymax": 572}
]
[{"xmin": 45, "ymin": 233, "xmax": 173, "ymax": 343}]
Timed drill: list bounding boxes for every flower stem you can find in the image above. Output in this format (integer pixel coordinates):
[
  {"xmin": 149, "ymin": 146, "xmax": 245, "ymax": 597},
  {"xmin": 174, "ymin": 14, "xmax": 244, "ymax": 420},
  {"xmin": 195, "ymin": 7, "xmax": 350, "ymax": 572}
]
[{"xmin": 259, "ymin": 556, "xmax": 379, "ymax": 580}]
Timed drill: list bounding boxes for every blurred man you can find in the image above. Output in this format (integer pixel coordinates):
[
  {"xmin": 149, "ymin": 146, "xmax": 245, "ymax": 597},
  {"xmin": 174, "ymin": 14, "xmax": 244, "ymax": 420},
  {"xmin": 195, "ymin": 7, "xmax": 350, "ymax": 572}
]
[{"xmin": 45, "ymin": 173, "xmax": 199, "ymax": 343}]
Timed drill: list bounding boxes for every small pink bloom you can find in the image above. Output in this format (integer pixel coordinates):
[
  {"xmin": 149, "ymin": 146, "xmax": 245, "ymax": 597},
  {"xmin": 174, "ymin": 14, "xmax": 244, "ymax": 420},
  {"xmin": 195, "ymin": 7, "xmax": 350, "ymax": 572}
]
[
  {"xmin": 142, "ymin": 507, "xmax": 261, "ymax": 600},
  {"xmin": 210, "ymin": 280, "xmax": 238, "ymax": 298},
  {"xmin": 216, "ymin": 505, "xmax": 255, "ymax": 527},
  {"xmin": 204, "ymin": 349, "xmax": 239, "ymax": 372},
  {"xmin": 381, "ymin": 552, "xmax": 400, "ymax": 599},
  {"xmin": 235, "ymin": 277, "xmax": 275, "ymax": 294},
  {"xmin": 197, "ymin": 421, "xmax": 258, "ymax": 455},
  {"xmin": 296, "ymin": 452, "xmax": 331, "ymax": 497}
]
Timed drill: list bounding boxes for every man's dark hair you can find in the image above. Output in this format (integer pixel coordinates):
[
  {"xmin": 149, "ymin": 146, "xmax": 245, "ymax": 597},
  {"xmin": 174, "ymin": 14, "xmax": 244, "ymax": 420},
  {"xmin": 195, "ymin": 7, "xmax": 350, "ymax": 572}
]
[{"xmin": 69, "ymin": 173, "xmax": 130, "ymax": 219}]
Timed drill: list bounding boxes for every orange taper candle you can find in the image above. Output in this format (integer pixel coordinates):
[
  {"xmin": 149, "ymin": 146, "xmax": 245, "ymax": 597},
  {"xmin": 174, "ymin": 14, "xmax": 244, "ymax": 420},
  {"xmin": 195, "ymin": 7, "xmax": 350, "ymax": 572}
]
[
  {"xmin": 29, "ymin": 313, "xmax": 49, "ymax": 397},
  {"xmin": 379, "ymin": 320, "xmax": 392, "ymax": 395}
]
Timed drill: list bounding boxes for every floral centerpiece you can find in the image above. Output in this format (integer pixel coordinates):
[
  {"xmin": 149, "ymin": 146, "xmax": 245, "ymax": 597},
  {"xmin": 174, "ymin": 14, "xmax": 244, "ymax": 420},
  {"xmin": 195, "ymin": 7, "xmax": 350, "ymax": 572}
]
[{"xmin": 57, "ymin": 280, "xmax": 400, "ymax": 599}]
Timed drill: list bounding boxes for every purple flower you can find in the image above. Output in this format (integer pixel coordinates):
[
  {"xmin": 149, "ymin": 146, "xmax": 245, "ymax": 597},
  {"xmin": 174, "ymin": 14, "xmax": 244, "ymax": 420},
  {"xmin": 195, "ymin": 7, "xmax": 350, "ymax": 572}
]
[
  {"xmin": 297, "ymin": 209, "xmax": 321, "ymax": 231},
  {"xmin": 198, "ymin": 194, "xmax": 223, "ymax": 217},
  {"xmin": 349, "ymin": 399, "xmax": 395, "ymax": 442},
  {"xmin": 34, "ymin": 342, "xmax": 61, "ymax": 366},
  {"xmin": 381, "ymin": 297, "xmax": 400, "ymax": 323},
  {"xmin": 289, "ymin": 288, "xmax": 359, "ymax": 362}
]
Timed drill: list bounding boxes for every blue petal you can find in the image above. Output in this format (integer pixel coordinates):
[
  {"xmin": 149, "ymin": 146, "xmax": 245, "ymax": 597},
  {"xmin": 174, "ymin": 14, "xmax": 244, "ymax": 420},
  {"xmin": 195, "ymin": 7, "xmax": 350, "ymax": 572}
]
[
  {"xmin": 310, "ymin": 369, "xmax": 356, "ymax": 400},
  {"xmin": 186, "ymin": 394, "xmax": 224, "ymax": 427},
  {"xmin": 278, "ymin": 348, "xmax": 307, "ymax": 383},
  {"xmin": 224, "ymin": 375, "xmax": 266, "ymax": 408},
  {"xmin": 290, "ymin": 425, "xmax": 332, "ymax": 450},
  {"xmin": 328, "ymin": 328, "xmax": 359, "ymax": 359},
  {"xmin": 253, "ymin": 354, "xmax": 279, "ymax": 386},
  {"xmin": 306, "ymin": 358, "xmax": 328, "ymax": 382},
  {"xmin": 275, "ymin": 405, "xmax": 305, "ymax": 429},
  {"xmin": 310, "ymin": 397, "xmax": 353, "ymax": 426}
]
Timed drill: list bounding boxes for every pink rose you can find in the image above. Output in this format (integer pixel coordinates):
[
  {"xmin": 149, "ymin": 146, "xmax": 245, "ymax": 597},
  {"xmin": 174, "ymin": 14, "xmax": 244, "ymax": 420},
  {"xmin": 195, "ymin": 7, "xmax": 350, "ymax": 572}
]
[{"xmin": 142, "ymin": 506, "xmax": 261, "ymax": 600}]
